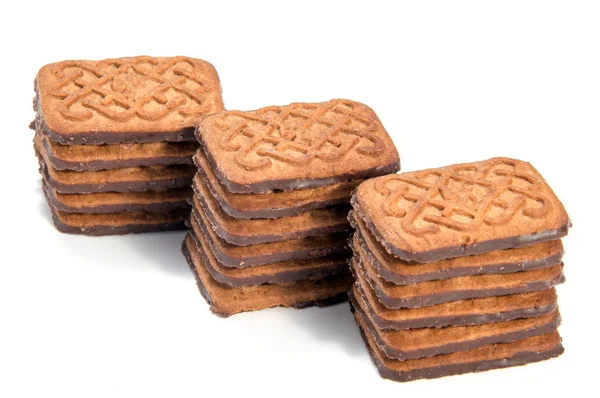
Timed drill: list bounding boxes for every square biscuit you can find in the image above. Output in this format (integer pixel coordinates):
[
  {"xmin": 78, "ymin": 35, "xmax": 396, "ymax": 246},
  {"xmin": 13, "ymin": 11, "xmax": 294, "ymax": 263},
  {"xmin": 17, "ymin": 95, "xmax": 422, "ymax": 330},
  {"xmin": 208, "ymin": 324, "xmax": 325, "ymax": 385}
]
[
  {"xmin": 35, "ymin": 56, "xmax": 224, "ymax": 144},
  {"xmin": 353, "ymin": 158, "xmax": 570, "ymax": 262},
  {"xmin": 197, "ymin": 99, "xmax": 400, "ymax": 193}
]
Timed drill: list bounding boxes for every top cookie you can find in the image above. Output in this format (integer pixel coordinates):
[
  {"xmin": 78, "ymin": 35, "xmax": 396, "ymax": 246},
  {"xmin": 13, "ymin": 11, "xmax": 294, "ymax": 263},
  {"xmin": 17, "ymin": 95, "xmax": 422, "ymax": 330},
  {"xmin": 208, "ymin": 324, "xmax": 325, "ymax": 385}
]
[
  {"xmin": 197, "ymin": 99, "xmax": 400, "ymax": 193},
  {"xmin": 353, "ymin": 158, "xmax": 570, "ymax": 263},
  {"xmin": 35, "ymin": 56, "xmax": 224, "ymax": 144}
]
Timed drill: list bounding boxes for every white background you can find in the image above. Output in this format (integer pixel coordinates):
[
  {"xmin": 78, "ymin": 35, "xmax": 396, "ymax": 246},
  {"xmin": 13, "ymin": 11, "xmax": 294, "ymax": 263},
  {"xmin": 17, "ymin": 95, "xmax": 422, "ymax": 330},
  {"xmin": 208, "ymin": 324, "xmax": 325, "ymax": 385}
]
[{"xmin": 1, "ymin": 1, "xmax": 598, "ymax": 397}]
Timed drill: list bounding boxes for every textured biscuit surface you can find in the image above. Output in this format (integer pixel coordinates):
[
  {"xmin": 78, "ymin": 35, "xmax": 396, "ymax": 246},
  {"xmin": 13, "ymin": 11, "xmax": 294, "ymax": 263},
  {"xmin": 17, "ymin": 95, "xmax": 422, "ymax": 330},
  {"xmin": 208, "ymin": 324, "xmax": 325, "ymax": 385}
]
[
  {"xmin": 354, "ymin": 310, "xmax": 563, "ymax": 382},
  {"xmin": 354, "ymin": 158, "xmax": 570, "ymax": 262},
  {"xmin": 350, "ymin": 214, "xmax": 563, "ymax": 284},
  {"xmin": 36, "ymin": 56, "xmax": 224, "ymax": 143},
  {"xmin": 198, "ymin": 99, "xmax": 400, "ymax": 193},
  {"xmin": 182, "ymin": 235, "xmax": 351, "ymax": 316},
  {"xmin": 194, "ymin": 150, "xmax": 359, "ymax": 218}
]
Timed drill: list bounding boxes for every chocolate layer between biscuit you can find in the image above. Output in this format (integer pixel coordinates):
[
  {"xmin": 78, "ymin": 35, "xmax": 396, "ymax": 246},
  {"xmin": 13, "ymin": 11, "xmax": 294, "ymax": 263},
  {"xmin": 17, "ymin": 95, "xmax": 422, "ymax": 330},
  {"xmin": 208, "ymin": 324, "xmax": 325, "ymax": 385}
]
[
  {"xmin": 351, "ymin": 289, "xmax": 561, "ymax": 360},
  {"xmin": 192, "ymin": 176, "xmax": 351, "ymax": 245},
  {"xmin": 352, "ymin": 305, "xmax": 563, "ymax": 382},
  {"xmin": 351, "ymin": 254, "xmax": 564, "ymax": 309},
  {"xmin": 36, "ymin": 136, "xmax": 195, "ymax": 194},
  {"xmin": 193, "ymin": 150, "xmax": 360, "ymax": 219},
  {"xmin": 189, "ymin": 204, "xmax": 349, "ymax": 268},
  {"xmin": 350, "ymin": 211, "xmax": 564, "ymax": 284},
  {"xmin": 351, "ymin": 267, "xmax": 558, "ymax": 330},
  {"xmin": 47, "ymin": 204, "xmax": 188, "ymax": 235},
  {"xmin": 187, "ymin": 218, "xmax": 348, "ymax": 287},
  {"xmin": 182, "ymin": 234, "xmax": 351, "ymax": 317},
  {"xmin": 38, "ymin": 130, "xmax": 197, "ymax": 171},
  {"xmin": 35, "ymin": 100, "xmax": 198, "ymax": 145},
  {"xmin": 43, "ymin": 182, "xmax": 191, "ymax": 214}
]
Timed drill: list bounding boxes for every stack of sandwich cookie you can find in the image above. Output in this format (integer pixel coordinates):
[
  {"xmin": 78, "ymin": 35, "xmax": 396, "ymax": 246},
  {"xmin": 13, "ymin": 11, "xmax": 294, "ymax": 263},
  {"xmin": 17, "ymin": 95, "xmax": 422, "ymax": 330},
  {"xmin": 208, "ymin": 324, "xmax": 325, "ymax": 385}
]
[
  {"xmin": 182, "ymin": 99, "xmax": 400, "ymax": 316},
  {"xmin": 32, "ymin": 56, "xmax": 224, "ymax": 235},
  {"xmin": 348, "ymin": 157, "xmax": 570, "ymax": 381}
]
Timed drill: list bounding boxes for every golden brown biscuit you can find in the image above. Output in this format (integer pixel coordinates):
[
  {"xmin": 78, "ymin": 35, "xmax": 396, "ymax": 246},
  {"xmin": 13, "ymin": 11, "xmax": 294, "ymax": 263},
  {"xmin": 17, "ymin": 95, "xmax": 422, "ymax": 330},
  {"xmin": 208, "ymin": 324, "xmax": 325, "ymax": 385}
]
[
  {"xmin": 194, "ymin": 149, "xmax": 359, "ymax": 218},
  {"xmin": 35, "ymin": 56, "xmax": 224, "ymax": 144},
  {"xmin": 351, "ymin": 253, "xmax": 564, "ymax": 309},
  {"xmin": 43, "ymin": 182, "xmax": 190, "ymax": 214},
  {"xmin": 353, "ymin": 308, "xmax": 563, "ymax": 382},
  {"xmin": 197, "ymin": 99, "xmax": 400, "ymax": 193},
  {"xmin": 187, "ymin": 216, "xmax": 348, "ymax": 287},
  {"xmin": 191, "ymin": 176, "xmax": 350, "ymax": 245},
  {"xmin": 38, "ymin": 131, "xmax": 197, "ymax": 171},
  {"xmin": 350, "ymin": 211, "xmax": 563, "ymax": 284},
  {"xmin": 36, "ymin": 135, "xmax": 195, "ymax": 194},
  {"xmin": 353, "ymin": 158, "xmax": 570, "ymax": 262},
  {"xmin": 189, "ymin": 203, "xmax": 349, "ymax": 268},
  {"xmin": 351, "ymin": 289, "xmax": 560, "ymax": 360},
  {"xmin": 351, "ymin": 269, "xmax": 558, "ymax": 330},
  {"xmin": 47, "ymin": 205, "xmax": 187, "ymax": 235},
  {"xmin": 182, "ymin": 234, "xmax": 351, "ymax": 317}
]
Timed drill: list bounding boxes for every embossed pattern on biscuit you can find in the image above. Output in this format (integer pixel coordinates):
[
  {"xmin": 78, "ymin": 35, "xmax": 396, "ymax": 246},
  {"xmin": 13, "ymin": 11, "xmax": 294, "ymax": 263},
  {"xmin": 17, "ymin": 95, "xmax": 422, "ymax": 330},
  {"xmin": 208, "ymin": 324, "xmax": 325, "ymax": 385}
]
[
  {"xmin": 189, "ymin": 204, "xmax": 349, "ymax": 268},
  {"xmin": 191, "ymin": 177, "xmax": 351, "ymax": 246},
  {"xmin": 354, "ymin": 158, "xmax": 570, "ymax": 262},
  {"xmin": 36, "ymin": 56, "xmax": 224, "ymax": 142},
  {"xmin": 198, "ymin": 99, "xmax": 400, "ymax": 193}
]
